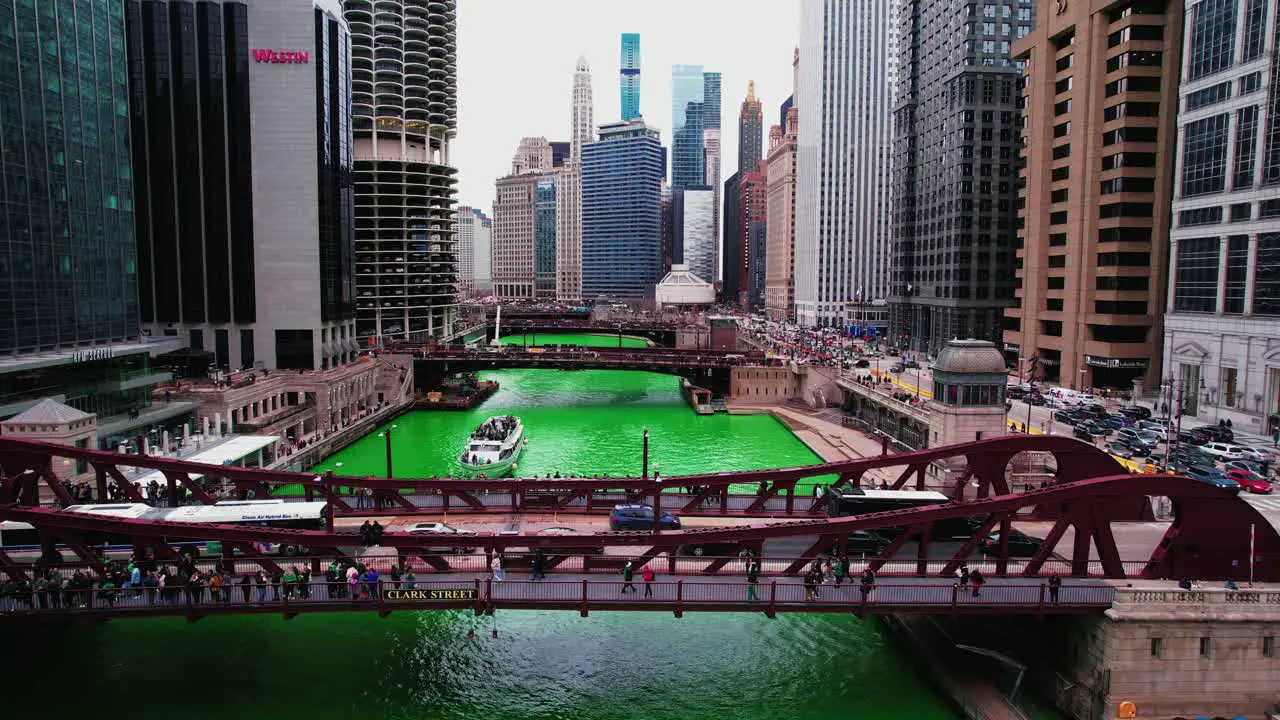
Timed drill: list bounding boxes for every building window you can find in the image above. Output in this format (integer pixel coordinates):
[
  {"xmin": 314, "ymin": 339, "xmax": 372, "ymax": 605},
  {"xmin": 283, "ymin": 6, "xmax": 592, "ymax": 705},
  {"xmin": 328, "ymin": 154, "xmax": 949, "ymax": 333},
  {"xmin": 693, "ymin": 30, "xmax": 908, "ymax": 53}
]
[
  {"xmin": 1051, "ymin": 189, "xmax": 1069, "ymax": 203},
  {"xmin": 1180, "ymin": 206, "xmax": 1223, "ymax": 227},
  {"xmin": 1053, "ymin": 144, "xmax": 1071, "ymax": 160},
  {"xmin": 1099, "ymin": 227, "xmax": 1152, "ymax": 243},
  {"xmin": 1187, "ymin": 0, "xmax": 1236, "ymax": 81},
  {"xmin": 1052, "ymin": 166, "xmax": 1070, "ymax": 181},
  {"xmin": 1184, "ymin": 82, "xmax": 1232, "ymax": 111},
  {"xmin": 1200, "ymin": 637, "xmax": 1213, "ymax": 657},
  {"xmin": 1151, "ymin": 637, "xmax": 1163, "ymax": 658},
  {"xmin": 1263, "ymin": 200, "xmax": 1280, "ymax": 218},
  {"xmin": 1265, "ymin": 636, "xmax": 1275, "ymax": 658},
  {"xmin": 1262, "ymin": 38, "xmax": 1280, "ymax": 184},
  {"xmin": 1241, "ymin": 0, "xmax": 1267, "ymax": 62},
  {"xmin": 1050, "ymin": 211, "xmax": 1068, "ymax": 225},
  {"xmin": 1046, "ymin": 298, "xmax": 1064, "ymax": 311},
  {"xmin": 1182, "ymin": 114, "xmax": 1230, "ymax": 196},
  {"xmin": 1254, "ymin": 234, "xmax": 1280, "ymax": 316},
  {"xmin": 1103, "ymin": 152, "xmax": 1156, "ymax": 170},
  {"xmin": 1225, "ymin": 235, "xmax": 1249, "ymax": 314},
  {"xmin": 1100, "ymin": 203, "xmax": 1153, "ymax": 218},
  {"xmin": 1054, "ymin": 122, "xmax": 1071, "ymax": 138},
  {"xmin": 1222, "ymin": 367, "xmax": 1239, "ymax": 407},
  {"xmin": 1240, "ymin": 72, "xmax": 1263, "ymax": 96},
  {"xmin": 1100, "ymin": 177, "xmax": 1155, "ymax": 195},
  {"xmin": 1174, "ymin": 237, "xmax": 1220, "ymax": 313},
  {"xmin": 1104, "ymin": 127, "xmax": 1159, "ymax": 146},
  {"xmin": 1234, "ymin": 106, "xmax": 1260, "ymax": 190}
]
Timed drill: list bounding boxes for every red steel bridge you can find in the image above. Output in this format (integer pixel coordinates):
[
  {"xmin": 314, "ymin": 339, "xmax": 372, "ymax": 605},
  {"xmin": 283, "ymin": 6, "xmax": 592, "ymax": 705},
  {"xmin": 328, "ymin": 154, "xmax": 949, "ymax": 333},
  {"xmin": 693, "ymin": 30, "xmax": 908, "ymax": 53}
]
[
  {"xmin": 1, "ymin": 435, "xmax": 1277, "ymax": 615},
  {"xmin": 395, "ymin": 345, "xmax": 779, "ymax": 371}
]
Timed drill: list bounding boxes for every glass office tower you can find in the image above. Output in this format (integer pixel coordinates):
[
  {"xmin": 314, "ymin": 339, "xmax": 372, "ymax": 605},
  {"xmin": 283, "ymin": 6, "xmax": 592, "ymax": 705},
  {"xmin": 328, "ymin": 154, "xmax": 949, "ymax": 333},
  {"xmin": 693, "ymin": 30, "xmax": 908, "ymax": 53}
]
[
  {"xmin": 620, "ymin": 33, "xmax": 641, "ymax": 121},
  {"xmin": 582, "ymin": 119, "xmax": 665, "ymax": 299},
  {"xmin": 0, "ymin": 0, "xmax": 140, "ymax": 355},
  {"xmin": 671, "ymin": 64, "xmax": 705, "ymax": 189}
]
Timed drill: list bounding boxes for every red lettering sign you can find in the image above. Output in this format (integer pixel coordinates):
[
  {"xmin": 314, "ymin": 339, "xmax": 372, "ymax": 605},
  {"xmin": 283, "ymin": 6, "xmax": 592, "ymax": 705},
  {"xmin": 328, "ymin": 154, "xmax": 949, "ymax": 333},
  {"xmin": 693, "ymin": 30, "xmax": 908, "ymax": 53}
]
[{"xmin": 252, "ymin": 49, "xmax": 310, "ymax": 64}]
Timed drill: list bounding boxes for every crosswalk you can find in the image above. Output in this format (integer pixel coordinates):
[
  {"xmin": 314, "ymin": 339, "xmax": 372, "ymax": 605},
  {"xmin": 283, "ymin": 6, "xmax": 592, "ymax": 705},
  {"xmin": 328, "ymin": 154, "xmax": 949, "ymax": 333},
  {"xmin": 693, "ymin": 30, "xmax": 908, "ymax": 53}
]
[{"xmin": 1241, "ymin": 492, "xmax": 1280, "ymax": 515}]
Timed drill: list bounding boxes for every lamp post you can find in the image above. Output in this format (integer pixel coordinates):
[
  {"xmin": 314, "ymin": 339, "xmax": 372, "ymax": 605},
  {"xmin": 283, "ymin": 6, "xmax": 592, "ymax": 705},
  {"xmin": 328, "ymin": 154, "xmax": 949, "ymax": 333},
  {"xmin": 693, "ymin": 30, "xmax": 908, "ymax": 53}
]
[
  {"xmin": 378, "ymin": 424, "xmax": 398, "ymax": 478},
  {"xmin": 641, "ymin": 427, "xmax": 650, "ymax": 480}
]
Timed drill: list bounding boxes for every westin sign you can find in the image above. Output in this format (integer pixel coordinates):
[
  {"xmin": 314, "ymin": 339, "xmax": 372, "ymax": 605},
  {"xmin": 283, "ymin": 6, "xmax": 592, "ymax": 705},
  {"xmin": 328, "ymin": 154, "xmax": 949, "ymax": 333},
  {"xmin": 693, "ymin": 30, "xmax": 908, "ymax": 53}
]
[{"xmin": 252, "ymin": 49, "xmax": 309, "ymax": 64}]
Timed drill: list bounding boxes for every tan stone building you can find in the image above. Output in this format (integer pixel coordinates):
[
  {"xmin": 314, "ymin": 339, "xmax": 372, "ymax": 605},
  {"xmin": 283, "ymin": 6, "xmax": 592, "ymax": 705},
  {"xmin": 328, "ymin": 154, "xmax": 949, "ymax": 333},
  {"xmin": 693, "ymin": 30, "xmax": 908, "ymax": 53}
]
[
  {"xmin": 1007, "ymin": 0, "xmax": 1183, "ymax": 392},
  {"xmin": 765, "ymin": 107, "xmax": 799, "ymax": 322},
  {"xmin": 167, "ymin": 356, "xmax": 411, "ymax": 442},
  {"xmin": 0, "ymin": 398, "xmax": 98, "ymax": 493},
  {"xmin": 492, "ymin": 172, "xmax": 539, "ymax": 300}
]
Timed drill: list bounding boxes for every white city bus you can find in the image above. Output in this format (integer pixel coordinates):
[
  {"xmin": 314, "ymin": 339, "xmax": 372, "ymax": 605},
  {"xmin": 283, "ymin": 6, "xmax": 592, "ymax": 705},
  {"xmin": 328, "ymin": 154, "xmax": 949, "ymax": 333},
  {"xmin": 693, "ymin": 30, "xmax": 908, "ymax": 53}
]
[{"xmin": 0, "ymin": 499, "xmax": 327, "ymax": 557}]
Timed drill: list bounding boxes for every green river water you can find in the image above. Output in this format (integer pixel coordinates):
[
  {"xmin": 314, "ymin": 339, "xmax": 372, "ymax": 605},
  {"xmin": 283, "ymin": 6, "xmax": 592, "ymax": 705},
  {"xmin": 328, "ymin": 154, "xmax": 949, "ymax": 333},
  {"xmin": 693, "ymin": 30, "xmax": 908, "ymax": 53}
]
[{"xmin": 0, "ymin": 335, "xmax": 961, "ymax": 720}]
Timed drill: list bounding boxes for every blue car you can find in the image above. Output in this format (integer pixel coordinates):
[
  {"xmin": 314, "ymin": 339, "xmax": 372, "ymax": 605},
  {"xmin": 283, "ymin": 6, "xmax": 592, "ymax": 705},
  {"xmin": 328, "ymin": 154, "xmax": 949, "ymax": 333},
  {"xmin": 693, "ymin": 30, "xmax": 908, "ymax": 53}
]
[
  {"xmin": 1186, "ymin": 467, "xmax": 1240, "ymax": 492},
  {"xmin": 609, "ymin": 504, "xmax": 681, "ymax": 531}
]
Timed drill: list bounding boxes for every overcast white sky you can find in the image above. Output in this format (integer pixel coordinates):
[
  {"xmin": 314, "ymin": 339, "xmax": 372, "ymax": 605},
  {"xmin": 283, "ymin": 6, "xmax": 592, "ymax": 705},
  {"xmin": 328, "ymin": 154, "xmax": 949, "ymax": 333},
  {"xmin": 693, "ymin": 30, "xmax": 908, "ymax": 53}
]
[{"xmin": 453, "ymin": 0, "xmax": 802, "ymax": 211}]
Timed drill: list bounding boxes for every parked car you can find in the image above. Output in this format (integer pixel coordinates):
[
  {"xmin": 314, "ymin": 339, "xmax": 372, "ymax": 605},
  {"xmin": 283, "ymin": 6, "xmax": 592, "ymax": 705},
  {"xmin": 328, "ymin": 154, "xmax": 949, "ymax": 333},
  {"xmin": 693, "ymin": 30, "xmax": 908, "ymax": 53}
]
[
  {"xmin": 1044, "ymin": 397, "xmax": 1068, "ymax": 410},
  {"xmin": 1191, "ymin": 425, "xmax": 1234, "ymax": 443},
  {"xmin": 854, "ymin": 359, "xmax": 871, "ymax": 368},
  {"xmin": 1234, "ymin": 446, "xmax": 1269, "ymax": 463},
  {"xmin": 1006, "ymin": 385, "xmax": 1027, "ymax": 400},
  {"xmin": 1137, "ymin": 422, "xmax": 1171, "ymax": 441},
  {"xmin": 1119, "ymin": 406, "xmax": 1153, "ymax": 421},
  {"xmin": 1225, "ymin": 459, "xmax": 1268, "ymax": 475},
  {"xmin": 1053, "ymin": 410, "xmax": 1077, "ymax": 424},
  {"xmin": 1125, "ymin": 442, "xmax": 1154, "ymax": 459},
  {"xmin": 1185, "ymin": 467, "xmax": 1240, "ymax": 491},
  {"xmin": 609, "ymin": 504, "xmax": 681, "ymax": 531},
  {"xmin": 980, "ymin": 531, "xmax": 1044, "ymax": 557},
  {"xmin": 1025, "ymin": 394, "xmax": 1047, "ymax": 406},
  {"xmin": 903, "ymin": 360, "xmax": 920, "ymax": 369},
  {"xmin": 1200, "ymin": 442, "xmax": 1245, "ymax": 462},
  {"xmin": 1080, "ymin": 403, "xmax": 1109, "ymax": 417},
  {"xmin": 1225, "ymin": 469, "xmax": 1273, "ymax": 494},
  {"xmin": 1105, "ymin": 440, "xmax": 1134, "ymax": 458},
  {"xmin": 1178, "ymin": 430, "xmax": 1208, "ymax": 446},
  {"xmin": 1101, "ymin": 414, "xmax": 1133, "ymax": 430}
]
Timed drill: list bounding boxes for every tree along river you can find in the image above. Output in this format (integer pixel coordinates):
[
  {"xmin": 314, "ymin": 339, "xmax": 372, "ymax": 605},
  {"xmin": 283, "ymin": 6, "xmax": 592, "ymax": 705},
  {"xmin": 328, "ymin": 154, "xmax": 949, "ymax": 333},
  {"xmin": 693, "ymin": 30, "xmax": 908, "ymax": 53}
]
[{"xmin": 0, "ymin": 338, "xmax": 961, "ymax": 719}]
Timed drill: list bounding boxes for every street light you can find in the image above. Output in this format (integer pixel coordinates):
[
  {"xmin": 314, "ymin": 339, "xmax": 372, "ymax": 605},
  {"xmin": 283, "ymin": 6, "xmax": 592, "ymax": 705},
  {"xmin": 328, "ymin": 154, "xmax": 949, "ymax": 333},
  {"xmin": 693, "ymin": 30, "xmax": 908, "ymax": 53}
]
[{"xmin": 377, "ymin": 424, "xmax": 398, "ymax": 478}]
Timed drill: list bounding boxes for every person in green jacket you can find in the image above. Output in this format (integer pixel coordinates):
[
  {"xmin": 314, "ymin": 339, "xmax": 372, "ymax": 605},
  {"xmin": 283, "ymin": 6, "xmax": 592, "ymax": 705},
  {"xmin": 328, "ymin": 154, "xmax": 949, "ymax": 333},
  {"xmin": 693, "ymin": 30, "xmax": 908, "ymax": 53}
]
[
  {"xmin": 835, "ymin": 555, "xmax": 850, "ymax": 586},
  {"xmin": 281, "ymin": 567, "xmax": 298, "ymax": 599}
]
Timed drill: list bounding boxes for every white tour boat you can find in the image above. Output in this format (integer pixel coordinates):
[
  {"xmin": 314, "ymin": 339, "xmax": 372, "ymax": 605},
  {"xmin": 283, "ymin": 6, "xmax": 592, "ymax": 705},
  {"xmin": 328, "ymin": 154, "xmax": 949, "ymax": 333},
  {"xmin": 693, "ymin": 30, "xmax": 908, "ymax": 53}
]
[{"xmin": 459, "ymin": 415, "xmax": 524, "ymax": 477}]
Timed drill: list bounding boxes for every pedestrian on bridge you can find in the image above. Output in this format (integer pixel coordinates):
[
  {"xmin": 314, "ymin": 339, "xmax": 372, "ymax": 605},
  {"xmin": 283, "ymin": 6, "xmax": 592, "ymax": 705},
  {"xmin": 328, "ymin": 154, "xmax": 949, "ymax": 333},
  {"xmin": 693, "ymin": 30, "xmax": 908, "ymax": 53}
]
[
  {"xmin": 859, "ymin": 568, "xmax": 876, "ymax": 601},
  {"xmin": 746, "ymin": 562, "xmax": 760, "ymax": 602},
  {"xmin": 834, "ymin": 556, "xmax": 849, "ymax": 586},
  {"xmin": 641, "ymin": 563, "xmax": 654, "ymax": 597},
  {"xmin": 970, "ymin": 569, "xmax": 985, "ymax": 597},
  {"xmin": 620, "ymin": 561, "xmax": 637, "ymax": 593},
  {"xmin": 1048, "ymin": 573, "xmax": 1061, "ymax": 604},
  {"xmin": 531, "ymin": 550, "xmax": 546, "ymax": 581}
]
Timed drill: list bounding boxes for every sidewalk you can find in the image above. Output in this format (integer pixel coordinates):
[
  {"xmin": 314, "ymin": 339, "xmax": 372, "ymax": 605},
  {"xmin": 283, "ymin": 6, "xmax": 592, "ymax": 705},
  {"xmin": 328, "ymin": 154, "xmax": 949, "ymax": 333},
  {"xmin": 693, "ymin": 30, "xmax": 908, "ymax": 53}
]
[{"xmin": 730, "ymin": 403, "xmax": 897, "ymax": 485}]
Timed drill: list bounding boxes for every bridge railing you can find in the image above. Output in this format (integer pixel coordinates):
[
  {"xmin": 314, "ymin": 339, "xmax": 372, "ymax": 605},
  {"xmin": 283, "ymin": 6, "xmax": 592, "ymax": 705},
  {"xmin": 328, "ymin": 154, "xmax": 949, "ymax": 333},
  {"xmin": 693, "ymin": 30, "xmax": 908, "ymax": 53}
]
[
  {"xmin": 0, "ymin": 579, "xmax": 1116, "ymax": 619},
  {"xmin": 8, "ymin": 553, "xmax": 1155, "ymax": 580}
]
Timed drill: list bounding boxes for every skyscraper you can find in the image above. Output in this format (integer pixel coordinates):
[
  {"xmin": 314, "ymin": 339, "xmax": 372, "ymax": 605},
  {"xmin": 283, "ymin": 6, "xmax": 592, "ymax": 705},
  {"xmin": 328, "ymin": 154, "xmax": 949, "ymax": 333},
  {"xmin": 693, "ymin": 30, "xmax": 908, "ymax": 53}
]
[
  {"xmin": 492, "ymin": 172, "xmax": 538, "ymax": 301},
  {"xmin": 673, "ymin": 188, "xmax": 716, "ymax": 283},
  {"xmin": 571, "ymin": 56, "xmax": 595, "ymax": 161},
  {"xmin": 582, "ymin": 119, "xmax": 665, "ymax": 299},
  {"xmin": 535, "ymin": 176, "xmax": 558, "ymax": 300},
  {"xmin": 345, "ymin": 0, "xmax": 458, "ymax": 342},
  {"xmin": 1, "ymin": 0, "xmax": 139, "ymax": 358},
  {"xmin": 126, "ymin": 0, "xmax": 356, "ymax": 371},
  {"xmin": 738, "ymin": 81, "xmax": 764, "ymax": 175},
  {"xmin": 672, "ymin": 65, "xmax": 706, "ymax": 189},
  {"xmin": 557, "ymin": 56, "xmax": 593, "ymax": 301},
  {"xmin": 454, "ymin": 206, "xmax": 492, "ymax": 295},
  {"xmin": 795, "ymin": 0, "xmax": 897, "ymax": 327},
  {"xmin": 743, "ymin": 163, "xmax": 769, "ymax": 307},
  {"xmin": 620, "ymin": 33, "xmax": 641, "ymax": 121},
  {"xmin": 888, "ymin": 0, "xmax": 1032, "ymax": 355},
  {"xmin": 1009, "ymin": 0, "xmax": 1181, "ymax": 392},
  {"xmin": 766, "ymin": 108, "xmax": 800, "ymax": 321},
  {"xmin": 722, "ymin": 171, "xmax": 742, "ymax": 301},
  {"xmin": 1163, "ymin": 0, "xmax": 1280, "ymax": 428},
  {"xmin": 703, "ymin": 71, "xmax": 723, "ymax": 280}
]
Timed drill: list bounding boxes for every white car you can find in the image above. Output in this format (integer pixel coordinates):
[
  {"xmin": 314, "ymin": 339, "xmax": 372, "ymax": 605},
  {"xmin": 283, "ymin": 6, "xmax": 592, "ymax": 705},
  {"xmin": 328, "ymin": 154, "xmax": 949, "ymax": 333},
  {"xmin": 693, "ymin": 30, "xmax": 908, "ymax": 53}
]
[
  {"xmin": 1044, "ymin": 397, "xmax": 1067, "ymax": 409},
  {"xmin": 405, "ymin": 522, "xmax": 471, "ymax": 535},
  {"xmin": 1200, "ymin": 442, "xmax": 1245, "ymax": 462},
  {"xmin": 404, "ymin": 522, "xmax": 475, "ymax": 553},
  {"xmin": 1138, "ymin": 424, "xmax": 1171, "ymax": 441},
  {"xmin": 1235, "ymin": 446, "xmax": 1269, "ymax": 463}
]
